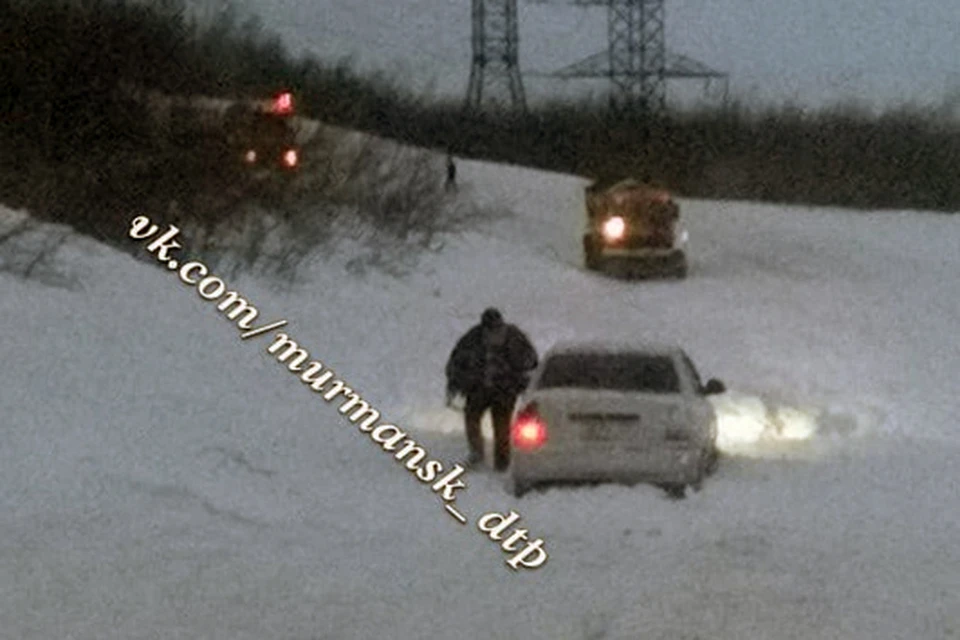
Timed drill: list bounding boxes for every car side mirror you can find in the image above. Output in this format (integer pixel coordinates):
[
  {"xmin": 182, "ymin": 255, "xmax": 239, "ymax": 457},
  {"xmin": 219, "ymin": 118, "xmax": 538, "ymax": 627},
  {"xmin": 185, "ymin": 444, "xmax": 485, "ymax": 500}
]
[{"xmin": 703, "ymin": 379, "xmax": 726, "ymax": 395}]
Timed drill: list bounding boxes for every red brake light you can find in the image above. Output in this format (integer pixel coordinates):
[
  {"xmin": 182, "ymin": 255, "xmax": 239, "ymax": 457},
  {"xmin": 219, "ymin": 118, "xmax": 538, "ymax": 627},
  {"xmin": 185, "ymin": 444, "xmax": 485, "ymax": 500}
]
[
  {"xmin": 273, "ymin": 92, "xmax": 293, "ymax": 114},
  {"xmin": 512, "ymin": 402, "xmax": 547, "ymax": 451}
]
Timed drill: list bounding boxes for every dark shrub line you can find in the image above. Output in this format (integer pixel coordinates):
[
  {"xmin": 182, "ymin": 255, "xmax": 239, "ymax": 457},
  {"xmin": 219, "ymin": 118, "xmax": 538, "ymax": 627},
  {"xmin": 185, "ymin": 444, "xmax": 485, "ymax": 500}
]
[{"xmin": 1, "ymin": 0, "xmax": 958, "ymax": 233}]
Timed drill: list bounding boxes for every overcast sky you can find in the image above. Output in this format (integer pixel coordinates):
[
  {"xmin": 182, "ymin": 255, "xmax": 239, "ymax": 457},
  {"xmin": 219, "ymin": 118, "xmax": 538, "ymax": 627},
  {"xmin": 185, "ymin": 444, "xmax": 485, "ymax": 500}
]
[{"xmin": 236, "ymin": 0, "xmax": 960, "ymax": 111}]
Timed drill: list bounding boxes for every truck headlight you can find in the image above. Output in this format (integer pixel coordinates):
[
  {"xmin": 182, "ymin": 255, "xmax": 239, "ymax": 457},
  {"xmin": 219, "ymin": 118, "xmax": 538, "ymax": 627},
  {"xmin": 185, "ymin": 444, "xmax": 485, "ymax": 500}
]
[{"xmin": 602, "ymin": 216, "xmax": 626, "ymax": 241}]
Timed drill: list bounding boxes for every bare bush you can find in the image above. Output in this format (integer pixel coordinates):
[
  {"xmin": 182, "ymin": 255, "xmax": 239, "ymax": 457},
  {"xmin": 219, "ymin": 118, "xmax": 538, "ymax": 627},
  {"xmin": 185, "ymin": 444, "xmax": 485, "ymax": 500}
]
[
  {"xmin": 103, "ymin": 100, "xmax": 491, "ymax": 287},
  {"xmin": 184, "ymin": 200, "xmax": 340, "ymax": 287},
  {"xmin": 328, "ymin": 131, "xmax": 493, "ymax": 242},
  {"xmin": 0, "ymin": 214, "xmax": 82, "ymax": 289},
  {"xmin": 176, "ymin": 123, "xmax": 498, "ymax": 284}
]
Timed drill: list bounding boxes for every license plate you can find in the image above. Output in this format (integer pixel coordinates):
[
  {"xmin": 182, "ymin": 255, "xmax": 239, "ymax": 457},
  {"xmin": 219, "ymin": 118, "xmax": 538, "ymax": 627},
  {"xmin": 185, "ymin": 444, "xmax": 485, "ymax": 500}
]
[
  {"xmin": 584, "ymin": 423, "xmax": 616, "ymax": 440},
  {"xmin": 601, "ymin": 248, "xmax": 675, "ymax": 257},
  {"xmin": 583, "ymin": 422, "xmax": 641, "ymax": 441}
]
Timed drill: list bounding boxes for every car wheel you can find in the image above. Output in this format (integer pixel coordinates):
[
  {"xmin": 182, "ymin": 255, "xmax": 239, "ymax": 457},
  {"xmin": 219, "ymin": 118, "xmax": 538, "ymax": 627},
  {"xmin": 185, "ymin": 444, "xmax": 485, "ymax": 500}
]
[
  {"xmin": 691, "ymin": 446, "xmax": 719, "ymax": 493},
  {"xmin": 691, "ymin": 466, "xmax": 705, "ymax": 492},
  {"xmin": 672, "ymin": 253, "xmax": 688, "ymax": 279},
  {"xmin": 506, "ymin": 476, "xmax": 530, "ymax": 498},
  {"xmin": 583, "ymin": 236, "xmax": 601, "ymax": 271},
  {"xmin": 704, "ymin": 446, "xmax": 720, "ymax": 476},
  {"xmin": 662, "ymin": 484, "xmax": 686, "ymax": 500}
]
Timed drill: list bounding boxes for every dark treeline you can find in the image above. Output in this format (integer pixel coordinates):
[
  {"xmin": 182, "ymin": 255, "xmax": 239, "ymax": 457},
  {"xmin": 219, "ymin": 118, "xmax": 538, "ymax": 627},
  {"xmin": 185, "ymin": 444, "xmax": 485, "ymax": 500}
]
[
  {"xmin": 0, "ymin": 0, "xmax": 346, "ymax": 242},
  {"xmin": 352, "ymin": 100, "xmax": 960, "ymax": 214},
  {"xmin": 1, "ymin": 0, "xmax": 958, "ymax": 249}
]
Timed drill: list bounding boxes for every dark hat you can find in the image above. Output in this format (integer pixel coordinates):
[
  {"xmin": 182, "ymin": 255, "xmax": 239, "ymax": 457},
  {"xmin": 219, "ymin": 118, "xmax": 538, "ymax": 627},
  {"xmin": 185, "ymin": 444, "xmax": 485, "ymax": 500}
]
[{"xmin": 481, "ymin": 307, "xmax": 503, "ymax": 328}]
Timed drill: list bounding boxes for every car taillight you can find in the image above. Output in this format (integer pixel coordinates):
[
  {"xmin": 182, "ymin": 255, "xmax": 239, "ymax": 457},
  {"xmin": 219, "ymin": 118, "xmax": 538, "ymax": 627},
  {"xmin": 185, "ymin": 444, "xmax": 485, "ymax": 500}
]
[
  {"xmin": 512, "ymin": 402, "xmax": 547, "ymax": 451},
  {"xmin": 602, "ymin": 216, "xmax": 626, "ymax": 241},
  {"xmin": 282, "ymin": 149, "xmax": 298, "ymax": 167}
]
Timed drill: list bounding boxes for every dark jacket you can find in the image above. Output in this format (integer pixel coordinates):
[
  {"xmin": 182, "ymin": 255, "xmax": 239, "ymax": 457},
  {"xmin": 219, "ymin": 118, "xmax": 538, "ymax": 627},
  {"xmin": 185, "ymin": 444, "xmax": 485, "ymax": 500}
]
[{"xmin": 446, "ymin": 323, "xmax": 538, "ymax": 397}]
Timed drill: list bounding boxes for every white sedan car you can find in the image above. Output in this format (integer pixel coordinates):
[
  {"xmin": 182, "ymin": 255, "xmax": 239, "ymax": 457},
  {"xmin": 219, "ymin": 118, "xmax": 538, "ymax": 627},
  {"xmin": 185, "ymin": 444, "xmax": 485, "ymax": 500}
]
[{"xmin": 506, "ymin": 340, "xmax": 726, "ymax": 498}]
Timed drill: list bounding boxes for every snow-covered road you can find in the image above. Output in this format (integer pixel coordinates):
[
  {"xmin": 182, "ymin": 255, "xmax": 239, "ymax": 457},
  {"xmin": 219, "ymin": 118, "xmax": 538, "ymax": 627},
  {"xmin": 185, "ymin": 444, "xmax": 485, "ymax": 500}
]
[{"xmin": 1, "ymin": 146, "xmax": 958, "ymax": 638}]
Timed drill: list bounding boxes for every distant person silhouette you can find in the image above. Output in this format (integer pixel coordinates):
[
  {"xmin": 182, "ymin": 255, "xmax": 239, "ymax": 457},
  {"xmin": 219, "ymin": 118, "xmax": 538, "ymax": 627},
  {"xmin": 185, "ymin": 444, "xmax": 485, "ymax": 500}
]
[{"xmin": 445, "ymin": 151, "xmax": 457, "ymax": 193}]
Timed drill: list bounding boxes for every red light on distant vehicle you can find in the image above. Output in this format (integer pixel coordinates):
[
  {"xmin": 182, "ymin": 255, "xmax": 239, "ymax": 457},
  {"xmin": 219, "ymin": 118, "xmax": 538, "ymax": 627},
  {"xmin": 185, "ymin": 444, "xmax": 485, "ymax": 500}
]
[
  {"xmin": 273, "ymin": 92, "xmax": 293, "ymax": 114},
  {"xmin": 512, "ymin": 403, "xmax": 547, "ymax": 450}
]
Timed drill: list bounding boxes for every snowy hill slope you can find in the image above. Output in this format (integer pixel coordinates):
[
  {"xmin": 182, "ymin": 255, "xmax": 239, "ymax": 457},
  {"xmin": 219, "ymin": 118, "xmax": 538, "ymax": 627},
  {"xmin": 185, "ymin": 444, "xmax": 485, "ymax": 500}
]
[{"xmin": 1, "ymin": 147, "xmax": 958, "ymax": 639}]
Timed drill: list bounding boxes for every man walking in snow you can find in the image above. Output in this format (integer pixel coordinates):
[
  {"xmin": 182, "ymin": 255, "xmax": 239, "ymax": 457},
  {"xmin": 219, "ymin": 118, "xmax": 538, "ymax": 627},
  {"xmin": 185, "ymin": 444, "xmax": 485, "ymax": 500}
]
[{"xmin": 445, "ymin": 307, "xmax": 538, "ymax": 471}]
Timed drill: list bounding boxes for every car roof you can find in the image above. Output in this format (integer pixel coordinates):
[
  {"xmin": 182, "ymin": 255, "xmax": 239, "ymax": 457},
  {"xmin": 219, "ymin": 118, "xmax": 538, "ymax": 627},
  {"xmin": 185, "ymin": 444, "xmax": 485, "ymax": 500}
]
[{"xmin": 543, "ymin": 339, "xmax": 684, "ymax": 358}]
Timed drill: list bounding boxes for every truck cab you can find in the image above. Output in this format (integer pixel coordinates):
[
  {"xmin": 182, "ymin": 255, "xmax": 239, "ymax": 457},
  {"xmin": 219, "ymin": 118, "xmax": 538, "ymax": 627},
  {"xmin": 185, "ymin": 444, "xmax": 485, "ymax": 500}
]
[
  {"xmin": 583, "ymin": 178, "xmax": 688, "ymax": 278},
  {"xmin": 224, "ymin": 91, "xmax": 300, "ymax": 176}
]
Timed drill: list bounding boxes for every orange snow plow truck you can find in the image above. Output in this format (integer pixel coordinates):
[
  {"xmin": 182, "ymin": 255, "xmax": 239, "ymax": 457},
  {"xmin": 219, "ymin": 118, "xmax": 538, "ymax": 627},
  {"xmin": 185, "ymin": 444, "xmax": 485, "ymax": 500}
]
[{"xmin": 582, "ymin": 178, "xmax": 689, "ymax": 278}]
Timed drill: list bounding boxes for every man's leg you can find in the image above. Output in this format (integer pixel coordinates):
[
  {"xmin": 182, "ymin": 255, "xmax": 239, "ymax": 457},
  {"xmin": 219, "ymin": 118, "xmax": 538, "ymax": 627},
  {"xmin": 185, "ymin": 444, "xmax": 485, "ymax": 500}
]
[
  {"xmin": 490, "ymin": 394, "xmax": 517, "ymax": 471},
  {"xmin": 463, "ymin": 394, "xmax": 487, "ymax": 464}
]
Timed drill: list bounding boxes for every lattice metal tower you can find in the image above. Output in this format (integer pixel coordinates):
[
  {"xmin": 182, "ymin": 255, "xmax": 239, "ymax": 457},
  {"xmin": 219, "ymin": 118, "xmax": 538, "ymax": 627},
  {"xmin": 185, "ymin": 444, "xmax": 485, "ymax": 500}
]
[
  {"xmin": 572, "ymin": 0, "xmax": 666, "ymax": 113},
  {"xmin": 464, "ymin": 0, "xmax": 527, "ymax": 113},
  {"xmin": 532, "ymin": 0, "xmax": 727, "ymax": 116},
  {"xmin": 607, "ymin": 0, "xmax": 665, "ymax": 113}
]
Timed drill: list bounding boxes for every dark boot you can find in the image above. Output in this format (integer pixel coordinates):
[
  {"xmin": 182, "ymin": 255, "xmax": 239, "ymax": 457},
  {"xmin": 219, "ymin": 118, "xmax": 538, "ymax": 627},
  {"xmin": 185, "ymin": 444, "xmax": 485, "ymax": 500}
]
[
  {"xmin": 463, "ymin": 395, "xmax": 487, "ymax": 464},
  {"xmin": 490, "ymin": 395, "xmax": 517, "ymax": 471}
]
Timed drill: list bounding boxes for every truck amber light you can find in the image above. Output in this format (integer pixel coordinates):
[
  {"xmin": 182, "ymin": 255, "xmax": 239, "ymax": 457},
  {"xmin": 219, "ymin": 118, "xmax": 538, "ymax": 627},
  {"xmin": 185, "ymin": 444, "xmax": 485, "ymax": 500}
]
[
  {"xmin": 652, "ymin": 191, "xmax": 671, "ymax": 204},
  {"xmin": 512, "ymin": 403, "xmax": 547, "ymax": 450},
  {"xmin": 602, "ymin": 216, "xmax": 626, "ymax": 240}
]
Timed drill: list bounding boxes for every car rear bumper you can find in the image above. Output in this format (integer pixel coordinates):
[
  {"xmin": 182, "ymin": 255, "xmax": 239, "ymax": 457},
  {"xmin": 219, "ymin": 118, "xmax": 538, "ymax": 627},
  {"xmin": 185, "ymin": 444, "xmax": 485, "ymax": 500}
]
[
  {"xmin": 598, "ymin": 246, "xmax": 685, "ymax": 261},
  {"xmin": 510, "ymin": 444, "xmax": 705, "ymax": 487}
]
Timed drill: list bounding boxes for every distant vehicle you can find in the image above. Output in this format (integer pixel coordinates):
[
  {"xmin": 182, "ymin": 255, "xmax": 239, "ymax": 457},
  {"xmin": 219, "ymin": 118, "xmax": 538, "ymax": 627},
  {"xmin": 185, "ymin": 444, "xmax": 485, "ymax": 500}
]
[
  {"xmin": 583, "ymin": 178, "xmax": 688, "ymax": 278},
  {"xmin": 223, "ymin": 91, "xmax": 301, "ymax": 177},
  {"xmin": 506, "ymin": 340, "xmax": 725, "ymax": 499}
]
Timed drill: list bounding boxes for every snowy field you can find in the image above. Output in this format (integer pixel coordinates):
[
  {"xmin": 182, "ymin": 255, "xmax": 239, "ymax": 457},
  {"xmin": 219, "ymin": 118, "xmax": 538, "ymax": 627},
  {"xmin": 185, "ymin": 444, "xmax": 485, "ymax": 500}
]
[{"xmin": 1, "ymin": 146, "xmax": 958, "ymax": 639}]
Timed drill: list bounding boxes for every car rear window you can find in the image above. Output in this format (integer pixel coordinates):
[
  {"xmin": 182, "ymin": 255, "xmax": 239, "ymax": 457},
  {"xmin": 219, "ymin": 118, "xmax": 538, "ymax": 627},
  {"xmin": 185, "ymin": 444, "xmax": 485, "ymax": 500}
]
[{"xmin": 537, "ymin": 353, "xmax": 680, "ymax": 393}]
